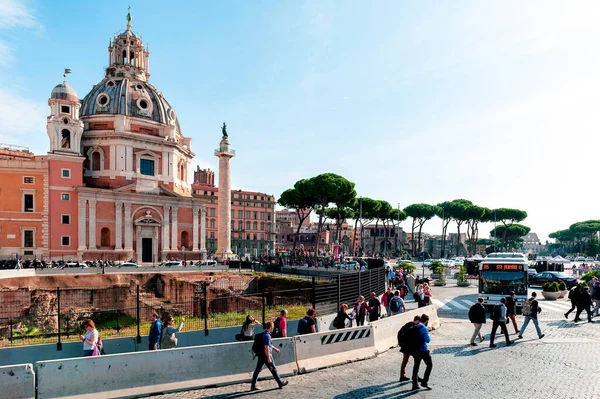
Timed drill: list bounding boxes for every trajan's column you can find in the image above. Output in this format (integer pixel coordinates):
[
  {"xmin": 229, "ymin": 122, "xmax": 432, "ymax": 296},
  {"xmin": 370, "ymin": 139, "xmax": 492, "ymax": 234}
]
[{"xmin": 215, "ymin": 123, "xmax": 235, "ymax": 259}]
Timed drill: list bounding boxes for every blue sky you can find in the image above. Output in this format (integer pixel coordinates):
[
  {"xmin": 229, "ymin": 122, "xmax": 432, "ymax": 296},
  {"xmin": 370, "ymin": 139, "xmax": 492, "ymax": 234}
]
[{"xmin": 1, "ymin": 0, "xmax": 599, "ymax": 243}]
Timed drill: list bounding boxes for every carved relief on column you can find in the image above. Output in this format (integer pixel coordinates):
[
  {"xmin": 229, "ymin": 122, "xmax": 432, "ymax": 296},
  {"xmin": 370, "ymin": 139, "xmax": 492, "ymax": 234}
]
[
  {"xmin": 192, "ymin": 206, "xmax": 200, "ymax": 251},
  {"xmin": 115, "ymin": 202, "xmax": 123, "ymax": 250},
  {"xmin": 136, "ymin": 225, "xmax": 142, "ymax": 264},
  {"xmin": 153, "ymin": 226, "xmax": 159, "ymax": 264},
  {"xmin": 124, "ymin": 202, "xmax": 133, "ymax": 250},
  {"xmin": 171, "ymin": 206, "xmax": 178, "ymax": 252},
  {"xmin": 88, "ymin": 200, "xmax": 97, "ymax": 249},
  {"xmin": 162, "ymin": 205, "xmax": 171, "ymax": 252},
  {"xmin": 200, "ymin": 207, "xmax": 207, "ymax": 253},
  {"xmin": 78, "ymin": 199, "xmax": 87, "ymax": 250}
]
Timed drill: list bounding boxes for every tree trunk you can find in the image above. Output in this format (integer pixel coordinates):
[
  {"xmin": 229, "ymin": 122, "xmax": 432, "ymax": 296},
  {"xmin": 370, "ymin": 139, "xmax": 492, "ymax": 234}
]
[
  {"xmin": 456, "ymin": 222, "xmax": 463, "ymax": 256},
  {"xmin": 411, "ymin": 219, "xmax": 417, "ymax": 257},
  {"xmin": 417, "ymin": 220, "xmax": 425, "ymax": 258},
  {"xmin": 351, "ymin": 217, "xmax": 359, "ymax": 255},
  {"xmin": 315, "ymin": 213, "xmax": 325, "ymax": 255},
  {"xmin": 372, "ymin": 219, "xmax": 379, "ymax": 255}
]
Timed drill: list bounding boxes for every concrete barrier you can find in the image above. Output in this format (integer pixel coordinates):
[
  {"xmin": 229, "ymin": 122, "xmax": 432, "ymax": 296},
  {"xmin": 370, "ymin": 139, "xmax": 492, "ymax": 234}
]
[
  {"xmin": 36, "ymin": 338, "xmax": 297, "ymax": 398},
  {"xmin": 0, "ymin": 363, "xmax": 35, "ymax": 399},
  {"xmin": 294, "ymin": 325, "xmax": 376, "ymax": 373}
]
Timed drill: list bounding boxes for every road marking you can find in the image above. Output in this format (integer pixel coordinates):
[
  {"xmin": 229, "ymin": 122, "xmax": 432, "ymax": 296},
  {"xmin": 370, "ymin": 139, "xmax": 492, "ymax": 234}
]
[
  {"xmin": 539, "ymin": 301, "xmax": 571, "ymax": 311},
  {"xmin": 446, "ymin": 299, "xmax": 468, "ymax": 310},
  {"xmin": 431, "ymin": 298, "xmax": 447, "ymax": 309},
  {"xmin": 461, "ymin": 299, "xmax": 475, "ymax": 307}
]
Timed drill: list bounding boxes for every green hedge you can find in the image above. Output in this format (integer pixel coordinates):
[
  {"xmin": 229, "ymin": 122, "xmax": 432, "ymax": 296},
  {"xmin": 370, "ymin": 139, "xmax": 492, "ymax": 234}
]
[
  {"xmin": 581, "ymin": 270, "xmax": 600, "ymax": 284},
  {"xmin": 543, "ymin": 281, "xmax": 559, "ymax": 292}
]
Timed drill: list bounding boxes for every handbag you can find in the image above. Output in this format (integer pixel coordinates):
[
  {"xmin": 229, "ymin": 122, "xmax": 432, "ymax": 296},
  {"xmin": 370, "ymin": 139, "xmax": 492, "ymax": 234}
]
[
  {"xmin": 170, "ymin": 333, "xmax": 178, "ymax": 346},
  {"xmin": 92, "ymin": 344, "xmax": 99, "ymax": 356}
]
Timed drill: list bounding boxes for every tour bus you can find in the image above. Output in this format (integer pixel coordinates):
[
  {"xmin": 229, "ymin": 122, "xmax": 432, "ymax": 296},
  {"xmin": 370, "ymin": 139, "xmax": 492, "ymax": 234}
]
[{"xmin": 478, "ymin": 253, "xmax": 529, "ymax": 311}]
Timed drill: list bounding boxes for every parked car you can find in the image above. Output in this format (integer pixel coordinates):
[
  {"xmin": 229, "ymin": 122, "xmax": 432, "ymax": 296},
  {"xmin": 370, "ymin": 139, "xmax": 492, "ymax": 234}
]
[
  {"xmin": 197, "ymin": 260, "xmax": 217, "ymax": 266},
  {"xmin": 575, "ymin": 256, "xmax": 586, "ymax": 262},
  {"xmin": 442, "ymin": 259, "xmax": 456, "ymax": 267},
  {"xmin": 159, "ymin": 260, "xmax": 183, "ymax": 267},
  {"xmin": 423, "ymin": 259, "xmax": 434, "ymax": 266},
  {"xmin": 585, "ymin": 257, "xmax": 594, "ymax": 262},
  {"xmin": 64, "ymin": 262, "xmax": 87, "ymax": 268},
  {"xmin": 118, "ymin": 262, "xmax": 140, "ymax": 268},
  {"xmin": 527, "ymin": 268, "xmax": 537, "ymax": 278},
  {"xmin": 528, "ymin": 271, "xmax": 577, "ymax": 289}
]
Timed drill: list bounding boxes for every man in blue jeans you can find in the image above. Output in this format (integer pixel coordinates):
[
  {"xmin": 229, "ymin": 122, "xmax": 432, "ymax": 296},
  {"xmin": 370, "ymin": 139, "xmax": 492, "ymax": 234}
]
[
  {"xmin": 518, "ymin": 292, "xmax": 545, "ymax": 340},
  {"xmin": 412, "ymin": 314, "xmax": 433, "ymax": 391},
  {"xmin": 148, "ymin": 311, "xmax": 162, "ymax": 350},
  {"xmin": 251, "ymin": 321, "xmax": 288, "ymax": 391}
]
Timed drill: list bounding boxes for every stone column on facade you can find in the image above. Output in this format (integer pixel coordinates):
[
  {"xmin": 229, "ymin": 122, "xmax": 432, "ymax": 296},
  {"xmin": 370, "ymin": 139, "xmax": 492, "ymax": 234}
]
[
  {"xmin": 200, "ymin": 207, "xmax": 207, "ymax": 256},
  {"xmin": 78, "ymin": 199, "xmax": 87, "ymax": 250},
  {"xmin": 124, "ymin": 202, "xmax": 133, "ymax": 251},
  {"xmin": 153, "ymin": 226, "xmax": 159, "ymax": 264},
  {"xmin": 192, "ymin": 206, "xmax": 199, "ymax": 251},
  {"xmin": 162, "ymin": 205, "xmax": 170, "ymax": 254},
  {"xmin": 136, "ymin": 225, "xmax": 142, "ymax": 264},
  {"xmin": 115, "ymin": 202, "xmax": 123, "ymax": 250},
  {"xmin": 215, "ymin": 134, "xmax": 235, "ymax": 259},
  {"xmin": 171, "ymin": 206, "xmax": 178, "ymax": 252},
  {"xmin": 88, "ymin": 200, "xmax": 97, "ymax": 249}
]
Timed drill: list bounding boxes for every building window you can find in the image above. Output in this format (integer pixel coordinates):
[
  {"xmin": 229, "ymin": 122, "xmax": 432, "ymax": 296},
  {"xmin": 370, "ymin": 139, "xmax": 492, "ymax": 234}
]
[
  {"xmin": 210, "ymin": 232, "xmax": 215, "ymax": 239},
  {"xmin": 23, "ymin": 176, "xmax": 34, "ymax": 184},
  {"xmin": 61, "ymin": 129, "xmax": 71, "ymax": 149},
  {"xmin": 61, "ymin": 236, "xmax": 70, "ymax": 246},
  {"xmin": 61, "ymin": 193, "xmax": 70, "ymax": 201},
  {"xmin": 231, "ymin": 210, "xmax": 234, "ymax": 218},
  {"xmin": 101, "ymin": 228, "xmax": 111, "ymax": 247},
  {"xmin": 238, "ymin": 210, "xmax": 243, "ymax": 218},
  {"xmin": 254, "ymin": 212, "xmax": 258, "ymax": 219},
  {"xmin": 140, "ymin": 159, "xmax": 155, "ymax": 176},
  {"xmin": 61, "ymin": 105, "xmax": 71, "ymax": 114},
  {"xmin": 62, "ymin": 169, "xmax": 70, "ymax": 178},
  {"xmin": 61, "ymin": 215, "xmax": 70, "ymax": 225},
  {"xmin": 261, "ymin": 212, "xmax": 265, "ymax": 220},
  {"xmin": 23, "ymin": 230, "xmax": 34, "ymax": 248},
  {"xmin": 261, "ymin": 234, "xmax": 264, "ymax": 240},
  {"xmin": 210, "ymin": 219, "xmax": 215, "ymax": 228},
  {"xmin": 238, "ymin": 221, "xmax": 243, "ymax": 231},
  {"xmin": 24, "ymin": 194, "xmax": 34, "ymax": 212},
  {"xmin": 246, "ymin": 211, "xmax": 250, "ymax": 219},
  {"xmin": 260, "ymin": 222, "xmax": 265, "ymax": 230},
  {"xmin": 246, "ymin": 234, "xmax": 250, "ymax": 240},
  {"xmin": 253, "ymin": 222, "xmax": 258, "ymax": 230},
  {"xmin": 210, "ymin": 208, "xmax": 215, "ymax": 217},
  {"xmin": 246, "ymin": 221, "xmax": 251, "ymax": 230},
  {"xmin": 253, "ymin": 234, "xmax": 257, "ymax": 240},
  {"xmin": 231, "ymin": 221, "xmax": 235, "ymax": 230}
]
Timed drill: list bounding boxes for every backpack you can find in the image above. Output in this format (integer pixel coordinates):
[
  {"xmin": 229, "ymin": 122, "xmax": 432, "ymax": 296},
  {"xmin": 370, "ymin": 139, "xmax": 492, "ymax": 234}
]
[
  {"xmin": 522, "ymin": 299, "xmax": 532, "ymax": 317},
  {"xmin": 403, "ymin": 324, "xmax": 423, "ymax": 354},
  {"xmin": 490, "ymin": 305, "xmax": 500, "ymax": 321},
  {"xmin": 272, "ymin": 317, "xmax": 283, "ymax": 338},
  {"xmin": 568, "ymin": 288, "xmax": 573, "ymax": 300},
  {"xmin": 297, "ymin": 317, "xmax": 309, "ymax": 334},
  {"xmin": 251, "ymin": 331, "xmax": 267, "ymax": 358},
  {"xmin": 397, "ymin": 322, "xmax": 415, "ymax": 347},
  {"xmin": 390, "ymin": 297, "xmax": 401, "ymax": 313}
]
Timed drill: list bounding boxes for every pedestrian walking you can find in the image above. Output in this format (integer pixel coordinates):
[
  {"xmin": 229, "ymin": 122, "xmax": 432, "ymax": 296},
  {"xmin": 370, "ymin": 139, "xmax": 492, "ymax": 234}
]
[
  {"xmin": 468, "ymin": 297, "xmax": 486, "ymax": 346},
  {"xmin": 239, "ymin": 315, "xmax": 260, "ymax": 341},
  {"xmin": 591, "ymin": 277, "xmax": 600, "ymax": 317},
  {"xmin": 161, "ymin": 315, "xmax": 184, "ymax": 349},
  {"xmin": 505, "ymin": 291, "xmax": 519, "ymax": 334},
  {"xmin": 333, "ymin": 304, "xmax": 352, "ymax": 329},
  {"xmin": 565, "ymin": 284, "xmax": 581, "ymax": 320},
  {"xmin": 422, "ymin": 284, "xmax": 432, "ymax": 306},
  {"xmin": 414, "ymin": 284, "xmax": 425, "ymax": 308},
  {"xmin": 382, "ymin": 287, "xmax": 393, "ymax": 316},
  {"xmin": 250, "ymin": 321, "xmax": 288, "ymax": 391},
  {"xmin": 80, "ymin": 320, "xmax": 99, "ymax": 356},
  {"xmin": 353, "ymin": 296, "xmax": 369, "ymax": 326},
  {"xmin": 518, "ymin": 292, "xmax": 544, "ymax": 340},
  {"xmin": 272, "ymin": 309, "xmax": 288, "ymax": 338},
  {"xmin": 411, "ymin": 314, "xmax": 432, "ymax": 391},
  {"xmin": 367, "ymin": 292, "xmax": 381, "ymax": 322},
  {"xmin": 574, "ymin": 286, "xmax": 593, "ymax": 323},
  {"xmin": 489, "ymin": 298, "xmax": 512, "ymax": 348},
  {"xmin": 148, "ymin": 312, "xmax": 162, "ymax": 350},
  {"xmin": 297, "ymin": 309, "xmax": 317, "ymax": 335},
  {"xmin": 389, "ymin": 291, "xmax": 406, "ymax": 315},
  {"xmin": 397, "ymin": 315, "xmax": 421, "ymax": 382}
]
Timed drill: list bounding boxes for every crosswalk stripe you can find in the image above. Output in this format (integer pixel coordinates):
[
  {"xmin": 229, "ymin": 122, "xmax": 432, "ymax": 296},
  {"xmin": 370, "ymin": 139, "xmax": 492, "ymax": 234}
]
[
  {"xmin": 446, "ymin": 299, "xmax": 469, "ymax": 310},
  {"xmin": 460, "ymin": 300, "xmax": 475, "ymax": 307},
  {"xmin": 431, "ymin": 298, "xmax": 447, "ymax": 308},
  {"xmin": 539, "ymin": 301, "xmax": 571, "ymax": 311}
]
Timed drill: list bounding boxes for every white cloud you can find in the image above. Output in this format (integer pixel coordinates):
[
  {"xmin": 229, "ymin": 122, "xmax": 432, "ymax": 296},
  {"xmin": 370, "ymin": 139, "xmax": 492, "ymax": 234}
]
[
  {"xmin": 0, "ymin": 89, "xmax": 47, "ymax": 147},
  {"xmin": 0, "ymin": 41, "xmax": 13, "ymax": 67},
  {"xmin": 0, "ymin": 0, "xmax": 36, "ymax": 29}
]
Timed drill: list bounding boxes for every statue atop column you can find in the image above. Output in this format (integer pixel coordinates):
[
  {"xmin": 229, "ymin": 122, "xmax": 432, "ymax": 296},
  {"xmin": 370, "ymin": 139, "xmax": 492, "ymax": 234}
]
[{"xmin": 221, "ymin": 122, "xmax": 228, "ymax": 138}]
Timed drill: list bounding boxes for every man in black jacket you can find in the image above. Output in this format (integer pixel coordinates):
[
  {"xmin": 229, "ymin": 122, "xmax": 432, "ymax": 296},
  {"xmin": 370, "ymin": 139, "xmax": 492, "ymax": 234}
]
[
  {"xmin": 398, "ymin": 315, "xmax": 421, "ymax": 382},
  {"xmin": 505, "ymin": 291, "xmax": 519, "ymax": 335},
  {"xmin": 565, "ymin": 284, "xmax": 581, "ymax": 320},
  {"xmin": 468, "ymin": 297, "xmax": 486, "ymax": 346},
  {"xmin": 574, "ymin": 286, "xmax": 593, "ymax": 323}
]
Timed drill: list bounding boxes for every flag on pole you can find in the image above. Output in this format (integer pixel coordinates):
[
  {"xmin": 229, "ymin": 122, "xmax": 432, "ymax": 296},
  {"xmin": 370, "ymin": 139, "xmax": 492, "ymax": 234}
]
[{"xmin": 63, "ymin": 68, "xmax": 71, "ymax": 78}]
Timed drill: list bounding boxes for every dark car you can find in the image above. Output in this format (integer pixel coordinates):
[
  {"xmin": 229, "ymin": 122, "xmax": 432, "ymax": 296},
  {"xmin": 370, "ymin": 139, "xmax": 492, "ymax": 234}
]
[{"xmin": 528, "ymin": 271, "xmax": 577, "ymax": 289}]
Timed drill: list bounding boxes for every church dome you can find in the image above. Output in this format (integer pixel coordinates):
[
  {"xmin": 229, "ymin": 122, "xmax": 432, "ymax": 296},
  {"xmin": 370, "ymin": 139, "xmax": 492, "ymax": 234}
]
[
  {"xmin": 51, "ymin": 82, "xmax": 79, "ymax": 102},
  {"xmin": 80, "ymin": 78, "xmax": 180, "ymax": 129}
]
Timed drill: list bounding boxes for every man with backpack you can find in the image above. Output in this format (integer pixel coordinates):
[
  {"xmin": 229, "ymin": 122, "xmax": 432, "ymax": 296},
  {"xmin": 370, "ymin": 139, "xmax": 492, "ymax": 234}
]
[
  {"xmin": 411, "ymin": 314, "xmax": 432, "ymax": 391},
  {"xmin": 297, "ymin": 308, "xmax": 317, "ymax": 335},
  {"xmin": 397, "ymin": 315, "xmax": 421, "ymax": 382},
  {"xmin": 574, "ymin": 286, "xmax": 593, "ymax": 323},
  {"xmin": 518, "ymin": 292, "xmax": 544, "ymax": 340},
  {"xmin": 565, "ymin": 284, "xmax": 581, "ymax": 320},
  {"xmin": 389, "ymin": 291, "xmax": 406, "ymax": 316},
  {"xmin": 489, "ymin": 298, "xmax": 512, "ymax": 348},
  {"xmin": 272, "ymin": 309, "xmax": 288, "ymax": 338},
  {"xmin": 250, "ymin": 321, "xmax": 288, "ymax": 391},
  {"xmin": 468, "ymin": 297, "xmax": 486, "ymax": 346}
]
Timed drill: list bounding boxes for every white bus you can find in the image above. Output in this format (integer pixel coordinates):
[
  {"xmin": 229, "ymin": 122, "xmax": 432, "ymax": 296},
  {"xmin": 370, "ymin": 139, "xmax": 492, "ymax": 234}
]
[{"xmin": 478, "ymin": 253, "xmax": 529, "ymax": 311}]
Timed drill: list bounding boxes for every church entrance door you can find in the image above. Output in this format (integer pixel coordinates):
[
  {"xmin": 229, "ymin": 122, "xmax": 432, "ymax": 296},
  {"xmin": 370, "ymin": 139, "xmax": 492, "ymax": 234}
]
[{"xmin": 142, "ymin": 238, "xmax": 153, "ymax": 263}]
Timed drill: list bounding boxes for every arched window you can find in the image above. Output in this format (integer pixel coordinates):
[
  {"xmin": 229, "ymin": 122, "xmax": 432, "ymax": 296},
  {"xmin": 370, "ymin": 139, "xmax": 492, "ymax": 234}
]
[
  {"xmin": 100, "ymin": 228, "xmax": 111, "ymax": 247},
  {"xmin": 238, "ymin": 221, "xmax": 243, "ymax": 231},
  {"xmin": 61, "ymin": 129, "xmax": 70, "ymax": 149},
  {"xmin": 181, "ymin": 231, "xmax": 189, "ymax": 249},
  {"xmin": 253, "ymin": 222, "xmax": 258, "ymax": 230},
  {"xmin": 260, "ymin": 222, "xmax": 265, "ymax": 230},
  {"xmin": 210, "ymin": 219, "xmax": 215, "ymax": 228},
  {"xmin": 231, "ymin": 221, "xmax": 235, "ymax": 231},
  {"xmin": 92, "ymin": 152, "xmax": 101, "ymax": 171},
  {"xmin": 267, "ymin": 223, "xmax": 271, "ymax": 232},
  {"xmin": 246, "ymin": 221, "xmax": 251, "ymax": 230}
]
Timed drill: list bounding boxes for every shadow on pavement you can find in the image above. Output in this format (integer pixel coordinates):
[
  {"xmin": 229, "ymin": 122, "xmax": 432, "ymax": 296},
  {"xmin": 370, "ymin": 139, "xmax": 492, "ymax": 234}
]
[
  {"xmin": 202, "ymin": 387, "xmax": 279, "ymax": 399},
  {"xmin": 332, "ymin": 381, "xmax": 420, "ymax": 399},
  {"xmin": 546, "ymin": 320, "xmax": 587, "ymax": 328}
]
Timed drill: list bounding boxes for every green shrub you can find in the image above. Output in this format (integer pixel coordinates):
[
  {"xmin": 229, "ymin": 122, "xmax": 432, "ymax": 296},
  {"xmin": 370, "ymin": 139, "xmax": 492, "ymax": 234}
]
[
  {"xmin": 581, "ymin": 270, "xmax": 600, "ymax": 284},
  {"xmin": 457, "ymin": 265, "xmax": 467, "ymax": 282},
  {"xmin": 428, "ymin": 260, "xmax": 445, "ymax": 274},
  {"xmin": 399, "ymin": 261, "xmax": 416, "ymax": 274},
  {"xmin": 558, "ymin": 282, "xmax": 567, "ymax": 291},
  {"xmin": 542, "ymin": 281, "xmax": 560, "ymax": 292}
]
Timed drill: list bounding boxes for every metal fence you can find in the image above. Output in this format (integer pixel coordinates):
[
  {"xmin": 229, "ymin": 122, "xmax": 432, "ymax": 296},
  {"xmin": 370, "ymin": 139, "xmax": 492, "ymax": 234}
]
[{"xmin": 0, "ymin": 268, "xmax": 386, "ymax": 348}]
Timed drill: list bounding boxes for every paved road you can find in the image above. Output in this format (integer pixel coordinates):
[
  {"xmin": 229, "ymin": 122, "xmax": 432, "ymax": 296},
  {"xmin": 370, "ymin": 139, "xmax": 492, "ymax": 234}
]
[{"xmin": 153, "ymin": 283, "xmax": 600, "ymax": 398}]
